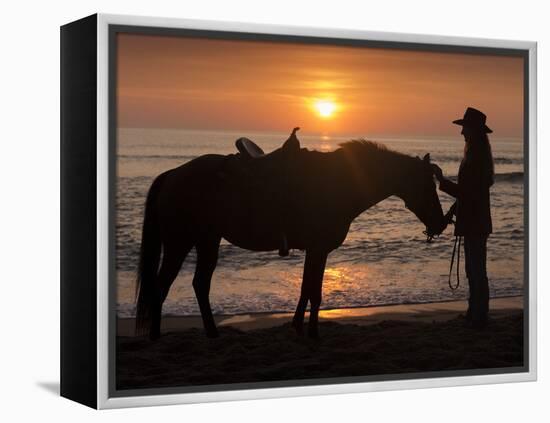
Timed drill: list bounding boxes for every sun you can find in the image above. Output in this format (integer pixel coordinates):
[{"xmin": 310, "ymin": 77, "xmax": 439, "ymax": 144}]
[{"xmin": 314, "ymin": 100, "xmax": 337, "ymax": 118}]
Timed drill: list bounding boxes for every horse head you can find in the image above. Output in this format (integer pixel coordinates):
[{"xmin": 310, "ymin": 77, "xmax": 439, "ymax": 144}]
[{"xmin": 400, "ymin": 153, "xmax": 447, "ymax": 241}]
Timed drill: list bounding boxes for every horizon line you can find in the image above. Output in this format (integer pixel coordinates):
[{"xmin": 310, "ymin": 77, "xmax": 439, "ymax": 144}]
[{"xmin": 117, "ymin": 126, "xmax": 524, "ymax": 142}]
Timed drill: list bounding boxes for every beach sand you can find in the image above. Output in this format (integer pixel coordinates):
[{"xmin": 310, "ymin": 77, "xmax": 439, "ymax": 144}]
[{"xmin": 116, "ymin": 296, "xmax": 524, "ymax": 390}]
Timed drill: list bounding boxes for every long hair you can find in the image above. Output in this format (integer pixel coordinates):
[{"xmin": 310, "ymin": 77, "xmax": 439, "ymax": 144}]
[{"xmin": 464, "ymin": 130, "xmax": 495, "ymax": 186}]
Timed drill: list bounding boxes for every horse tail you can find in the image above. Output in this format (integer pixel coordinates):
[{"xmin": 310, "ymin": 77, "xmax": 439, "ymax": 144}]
[{"xmin": 135, "ymin": 172, "xmax": 168, "ymax": 336}]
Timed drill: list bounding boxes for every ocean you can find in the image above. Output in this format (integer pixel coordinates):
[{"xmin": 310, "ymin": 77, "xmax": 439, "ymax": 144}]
[{"xmin": 116, "ymin": 128, "xmax": 524, "ymax": 318}]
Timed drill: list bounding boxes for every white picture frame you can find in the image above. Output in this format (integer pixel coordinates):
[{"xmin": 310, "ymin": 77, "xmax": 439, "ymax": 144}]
[{"xmin": 60, "ymin": 13, "xmax": 537, "ymax": 409}]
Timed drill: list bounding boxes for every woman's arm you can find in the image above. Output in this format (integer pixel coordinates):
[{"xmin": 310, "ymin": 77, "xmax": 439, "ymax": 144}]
[
  {"xmin": 431, "ymin": 164, "xmax": 459, "ymax": 198},
  {"xmin": 439, "ymin": 177, "xmax": 459, "ymax": 198}
]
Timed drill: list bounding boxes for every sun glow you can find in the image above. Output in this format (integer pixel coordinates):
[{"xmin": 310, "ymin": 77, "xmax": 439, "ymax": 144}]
[{"xmin": 314, "ymin": 100, "xmax": 337, "ymax": 118}]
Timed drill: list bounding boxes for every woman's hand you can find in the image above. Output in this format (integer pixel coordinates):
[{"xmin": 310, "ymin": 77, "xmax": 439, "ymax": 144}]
[{"xmin": 430, "ymin": 164, "xmax": 444, "ymax": 182}]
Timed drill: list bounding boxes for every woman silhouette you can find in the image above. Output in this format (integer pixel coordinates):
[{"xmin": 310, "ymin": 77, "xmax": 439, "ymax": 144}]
[{"xmin": 432, "ymin": 107, "xmax": 494, "ymax": 328}]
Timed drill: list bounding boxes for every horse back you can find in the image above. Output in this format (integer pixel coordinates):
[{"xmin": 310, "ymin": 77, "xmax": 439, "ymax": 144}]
[{"xmin": 152, "ymin": 150, "xmax": 357, "ymax": 252}]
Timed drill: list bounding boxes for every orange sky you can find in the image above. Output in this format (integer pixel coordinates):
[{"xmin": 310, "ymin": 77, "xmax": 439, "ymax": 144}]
[{"xmin": 116, "ymin": 33, "xmax": 524, "ymax": 138}]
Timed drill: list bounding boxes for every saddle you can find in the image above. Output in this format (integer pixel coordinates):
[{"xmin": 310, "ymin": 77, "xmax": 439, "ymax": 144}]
[
  {"xmin": 235, "ymin": 127, "xmax": 301, "ymax": 160},
  {"xmin": 224, "ymin": 127, "xmax": 302, "ymax": 257}
]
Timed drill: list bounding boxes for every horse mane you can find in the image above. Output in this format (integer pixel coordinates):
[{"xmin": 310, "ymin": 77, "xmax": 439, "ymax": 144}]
[{"xmin": 338, "ymin": 139, "xmax": 416, "ymax": 167}]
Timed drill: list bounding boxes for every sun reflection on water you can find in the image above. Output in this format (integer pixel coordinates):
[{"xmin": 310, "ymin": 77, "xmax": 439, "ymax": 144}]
[
  {"xmin": 322, "ymin": 266, "xmax": 369, "ymax": 295},
  {"xmin": 324, "ymin": 266, "xmax": 346, "ymax": 280}
]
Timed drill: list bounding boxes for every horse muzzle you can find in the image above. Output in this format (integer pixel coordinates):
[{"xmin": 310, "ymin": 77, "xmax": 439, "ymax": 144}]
[{"xmin": 424, "ymin": 221, "xmax": 447, "ymax": 243}]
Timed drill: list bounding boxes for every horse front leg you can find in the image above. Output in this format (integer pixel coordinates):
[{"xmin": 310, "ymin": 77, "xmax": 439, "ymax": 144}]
[
  {"xmin": 292, "ymin": 284, "xmax": 310, "ymax": 336},
  {"xmin": 292, "ymin": 250, "xmax": 328, "ymax": 338}
]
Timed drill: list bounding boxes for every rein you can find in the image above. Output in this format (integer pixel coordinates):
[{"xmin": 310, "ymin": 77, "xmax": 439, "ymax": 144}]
[
  {"xmin": 423, "ymin": 229, "xmax": 460, "ymax": 290},
  {"xmin": 448, "ymin": 235, "xmax": 462, "ymax": 290}
]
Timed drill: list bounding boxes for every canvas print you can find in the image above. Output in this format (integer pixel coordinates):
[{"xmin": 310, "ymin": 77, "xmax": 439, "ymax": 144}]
[{"xmin": 114, "ymin": 31, "xmax": 526, "ymax": 391}]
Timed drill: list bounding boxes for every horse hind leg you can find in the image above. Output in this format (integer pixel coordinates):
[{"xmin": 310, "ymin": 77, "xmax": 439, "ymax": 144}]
[
  {"xmin": 193, "ymin": 237, "xmax": 222, "ymax": 338},
  {"xmin": 150, "ymin": 244, "xmax": 191, "ymax": 340}
]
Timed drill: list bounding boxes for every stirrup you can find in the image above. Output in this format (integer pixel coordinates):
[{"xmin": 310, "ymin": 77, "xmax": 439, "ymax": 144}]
[{"xmin": 279, "ymin": 235, "xmax": 289, "ymax": 257}]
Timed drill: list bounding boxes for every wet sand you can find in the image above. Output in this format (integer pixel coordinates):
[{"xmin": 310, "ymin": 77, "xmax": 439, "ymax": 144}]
[
  {"xmin": 117, "ymin": 296, "xmax": 523, "ymax": 336},
  {"xmin": 116, "ymin": 296, "xmax": 524, "ymax": 390}
]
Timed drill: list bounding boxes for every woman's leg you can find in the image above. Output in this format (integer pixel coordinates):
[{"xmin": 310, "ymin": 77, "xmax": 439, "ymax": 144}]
[
  {"xmin": 463, "ymin": 237, "xmax": 474, "ymax": 320},
  {"xmin": 463, "ymin": 235, "xmax": 489, "ymax": 326},
  {"xmin": 478, "ymin": 236, "xmax": 489, "ymax": 319}
]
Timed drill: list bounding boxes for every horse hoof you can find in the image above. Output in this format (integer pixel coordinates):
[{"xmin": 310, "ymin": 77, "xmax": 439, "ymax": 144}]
[
  {"xmin": 291, "ymin": 320, "xmax": 304, "ymax": 336},
  {"xmin": 307, "ymin": 329, "xmax": 320, "ymax": 340},
  {"xmin": 206, "ymin": 329, "xmax": 219, "ymax": 338}
]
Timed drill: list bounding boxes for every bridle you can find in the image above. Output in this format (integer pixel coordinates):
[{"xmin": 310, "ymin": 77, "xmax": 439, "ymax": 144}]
[
  {"xmin": 423, "ymin": 229, "xmax": 439, "ymax": 243},
  {"xmin": 405, "ymin": 176, "xmax": 461, "ymax": 290}
]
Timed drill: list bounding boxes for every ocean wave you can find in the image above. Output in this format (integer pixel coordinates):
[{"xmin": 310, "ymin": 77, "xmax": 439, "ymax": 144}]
[
  {"xmin": 118, "ymin": 153, "xmax": 523, "ymax": 166},
  {"xmin": 495, "ymin": 172, "xmax": 524, "ymax": 183},
  {"xmin": 118, "ymin": 154, "xmax": 198, "ymax": 161},
  {"xmin": 116, "ymin": 170, "xmax": 524, "ymax": 186},
  {"xmin": 116, "ymin": 290, "xmax": 525, "ymax": 318},
  {"xmin": 431, "ymin": 154, "xmax": 522, "ymax": 165},
  {"xmin": 494, "ymin": 157, "xmax": 523, "ymax": 165},
  {"xmin": 442, "ymin": 171, "xmax": 524, "ymax": 183}
]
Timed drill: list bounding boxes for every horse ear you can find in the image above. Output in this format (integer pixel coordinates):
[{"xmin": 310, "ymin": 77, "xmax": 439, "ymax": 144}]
[{"xmin": 423, "ymin": 153, "xmax": 431, "ymax": 163}]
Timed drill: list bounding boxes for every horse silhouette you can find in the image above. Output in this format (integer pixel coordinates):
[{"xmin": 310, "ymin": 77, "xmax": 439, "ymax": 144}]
[{"xmin": 135, "ymin": 130, "xmax": 446, "ymax": 339}]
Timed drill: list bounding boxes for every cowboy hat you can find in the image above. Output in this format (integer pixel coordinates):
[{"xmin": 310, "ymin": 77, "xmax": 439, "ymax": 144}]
[{"xmin": 453, "ymin": 107, "xmax": 492, "ymax": 133}]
